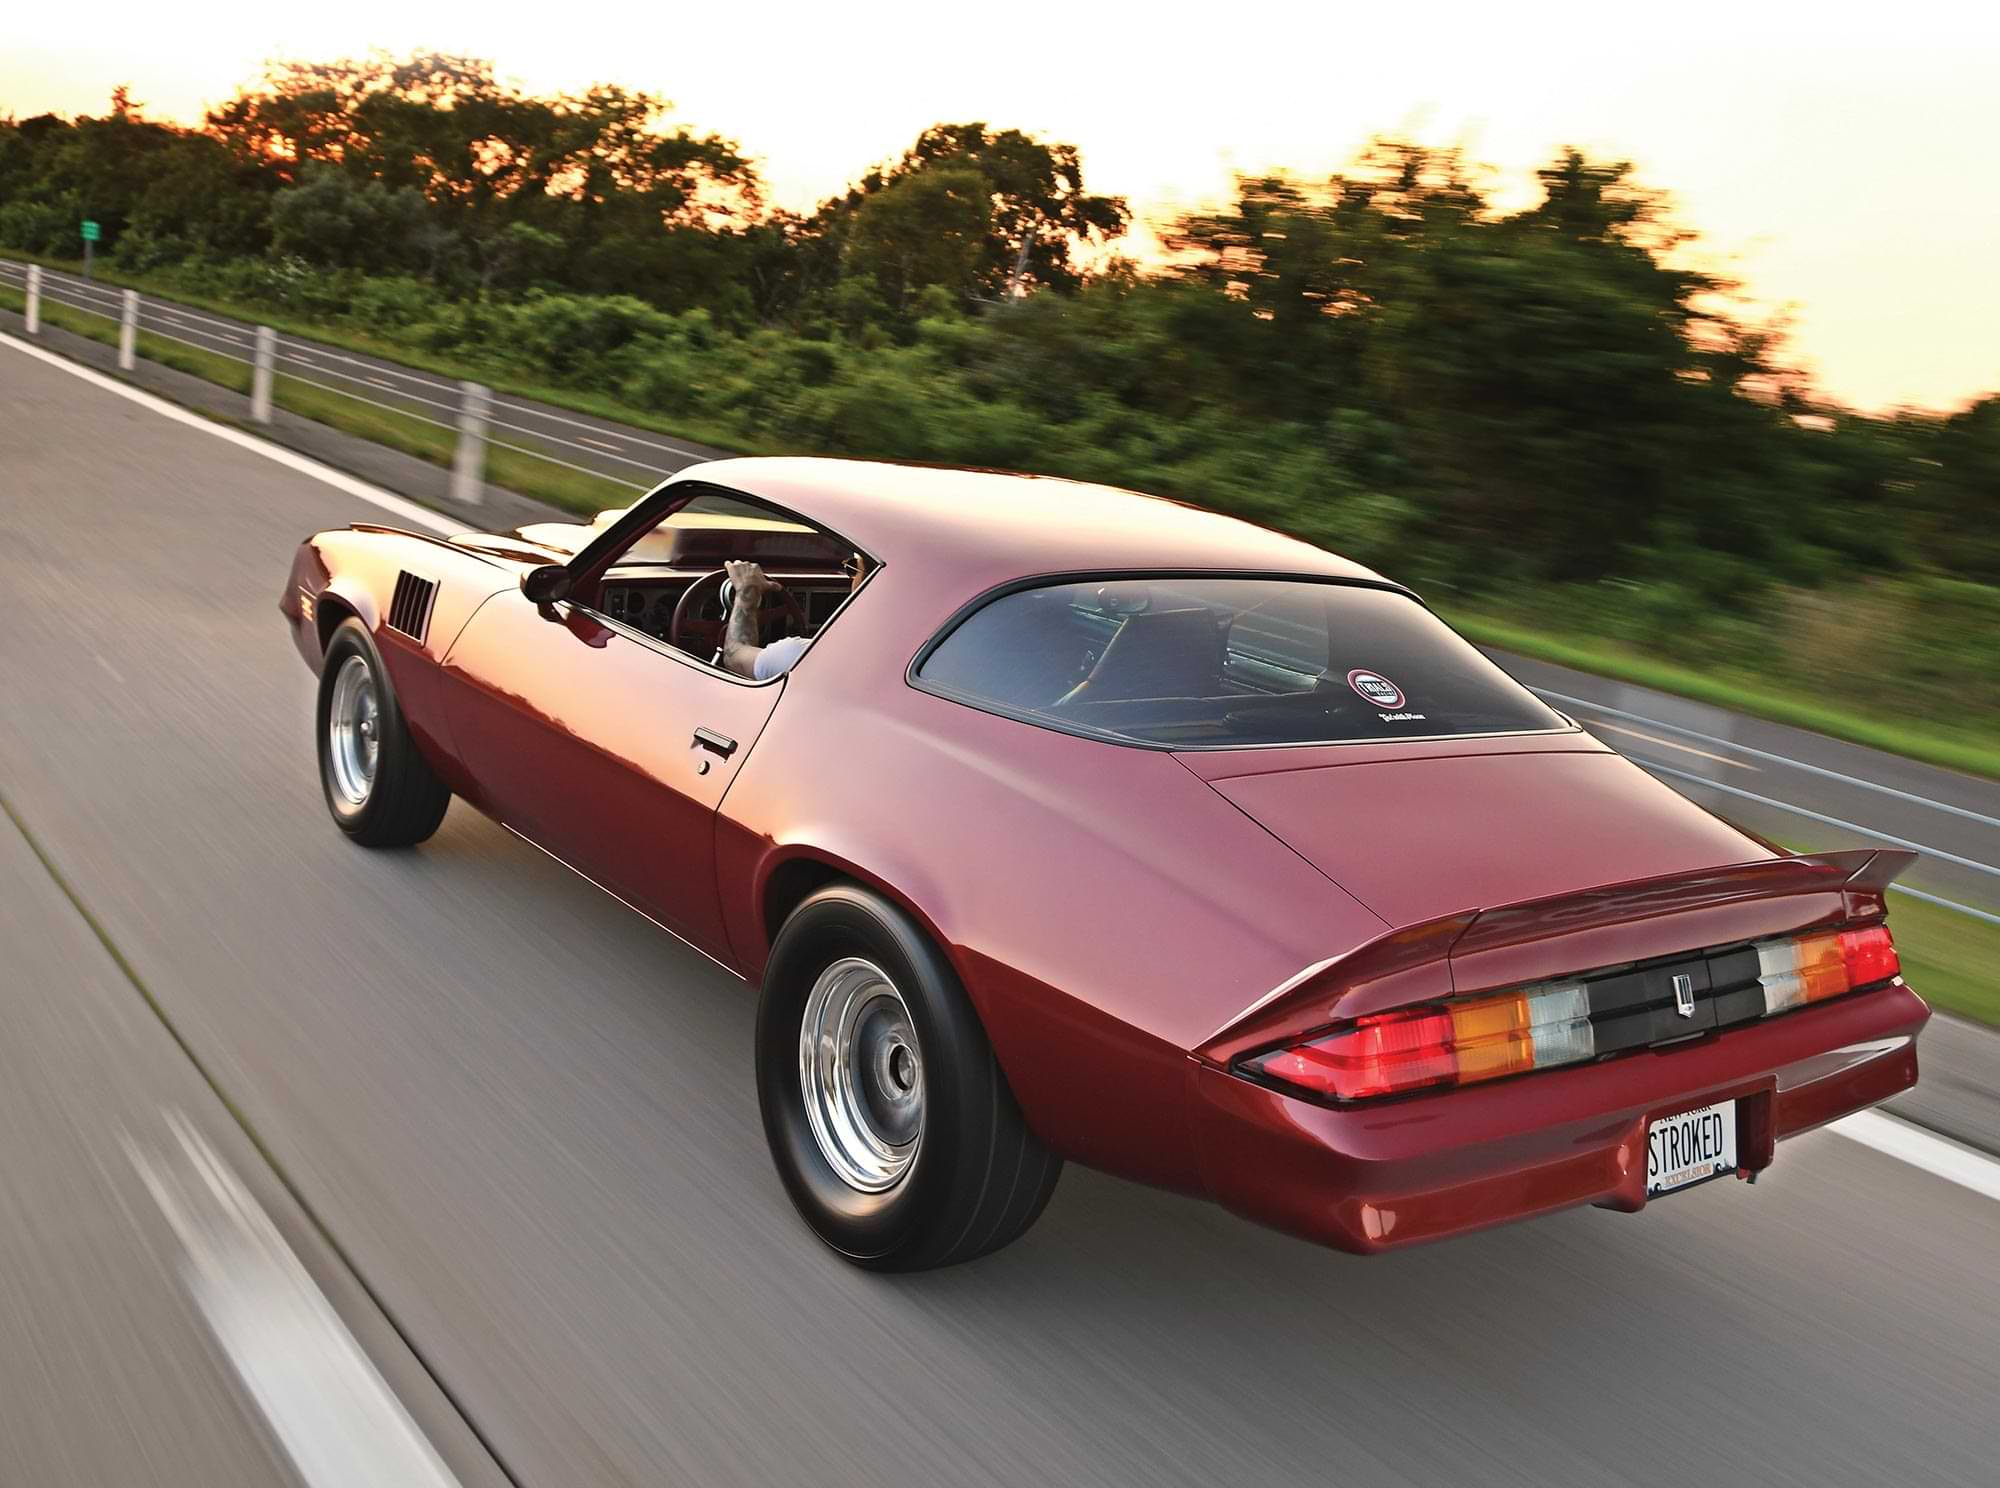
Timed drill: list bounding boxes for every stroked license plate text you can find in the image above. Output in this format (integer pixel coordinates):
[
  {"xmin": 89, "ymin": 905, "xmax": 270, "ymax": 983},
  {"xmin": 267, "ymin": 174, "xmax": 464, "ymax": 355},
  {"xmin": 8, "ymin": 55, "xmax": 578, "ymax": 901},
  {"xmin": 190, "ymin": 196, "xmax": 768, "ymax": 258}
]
[{"xmin": 1646, "ymin": 1100, "xmax": 1738, "ymax": 1197}]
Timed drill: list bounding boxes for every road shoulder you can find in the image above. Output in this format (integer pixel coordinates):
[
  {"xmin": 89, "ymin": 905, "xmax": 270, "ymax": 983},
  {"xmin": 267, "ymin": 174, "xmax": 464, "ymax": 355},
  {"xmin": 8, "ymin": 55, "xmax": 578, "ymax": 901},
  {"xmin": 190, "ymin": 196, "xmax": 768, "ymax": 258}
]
[{"xmin": 0, "ymin": 796, "xmax": 513, "ymax": 1488}]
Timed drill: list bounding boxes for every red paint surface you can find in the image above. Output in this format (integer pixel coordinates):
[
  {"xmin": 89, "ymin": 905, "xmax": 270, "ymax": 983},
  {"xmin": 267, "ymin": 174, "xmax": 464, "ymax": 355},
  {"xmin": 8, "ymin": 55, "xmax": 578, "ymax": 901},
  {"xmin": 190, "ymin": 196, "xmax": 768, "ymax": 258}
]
[
  {"xmin": 1190, "ymin": 984, "xmax": 1926, "ymax": 1252},
  {"xmin": 1204, "ymin": 749, "xmax": 1771, "ymax": 928},
  {"xmin": 280, "ymin": 457, "xmax": 1932, "ymax": 1253}
]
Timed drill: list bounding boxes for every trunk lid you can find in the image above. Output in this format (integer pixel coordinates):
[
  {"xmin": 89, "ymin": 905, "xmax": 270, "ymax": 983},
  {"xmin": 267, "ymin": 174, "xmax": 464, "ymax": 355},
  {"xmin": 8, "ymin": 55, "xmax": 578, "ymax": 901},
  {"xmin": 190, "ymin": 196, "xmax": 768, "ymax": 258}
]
[{"xmin": 1193, "ymin": 747, "xmax": 1770, "ymax": 928}]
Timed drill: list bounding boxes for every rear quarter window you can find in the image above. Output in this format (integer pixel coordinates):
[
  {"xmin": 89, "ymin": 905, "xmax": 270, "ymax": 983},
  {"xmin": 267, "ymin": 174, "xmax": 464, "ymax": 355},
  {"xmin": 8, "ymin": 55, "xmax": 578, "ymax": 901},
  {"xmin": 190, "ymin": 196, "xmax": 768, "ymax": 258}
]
[{"xmin": 915, "ymin": 576, "xmax": 1567, "ymax": 748}]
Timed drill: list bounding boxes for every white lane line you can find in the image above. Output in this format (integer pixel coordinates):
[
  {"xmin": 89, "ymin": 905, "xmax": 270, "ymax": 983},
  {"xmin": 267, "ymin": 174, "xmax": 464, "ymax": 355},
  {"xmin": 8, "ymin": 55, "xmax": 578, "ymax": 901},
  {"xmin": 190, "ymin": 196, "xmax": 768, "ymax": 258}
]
[
  {"xmin": 126, "ymin": 1110, "xmax": 464, "ymax": 1488},
  {"xmin": 1, "ymin": 332, "xmax": 463, "ymax": 537},
  {"xmin": 577, "ymin": 435, "xmax": 622, "ymax": 451},
  {"xmin": 1586, "ymin": 719, "xmax": 1758, "ymax": 769},
  {"xmin": 1534, "ymin": 685, "xmax": 2000, "ymax": 831},
  {"xmin": 368, "ymin": 377, "xmax": 398, "ymax": 390},
  {"xmin": 1830, "ymin": 1109, "xmax": 2000, "ymax": 1203},
  {"xmin": 1634, "ymin": 756, "xmax": 2000, "ymax": 881}
]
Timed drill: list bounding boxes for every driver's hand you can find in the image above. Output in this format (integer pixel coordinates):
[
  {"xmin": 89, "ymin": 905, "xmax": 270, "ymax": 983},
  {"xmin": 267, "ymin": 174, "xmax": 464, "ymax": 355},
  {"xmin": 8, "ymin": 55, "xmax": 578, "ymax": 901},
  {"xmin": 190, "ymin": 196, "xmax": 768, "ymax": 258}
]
[{"xmin": 724, "ymin": 560, "xmax": 780, "ymax": 604}]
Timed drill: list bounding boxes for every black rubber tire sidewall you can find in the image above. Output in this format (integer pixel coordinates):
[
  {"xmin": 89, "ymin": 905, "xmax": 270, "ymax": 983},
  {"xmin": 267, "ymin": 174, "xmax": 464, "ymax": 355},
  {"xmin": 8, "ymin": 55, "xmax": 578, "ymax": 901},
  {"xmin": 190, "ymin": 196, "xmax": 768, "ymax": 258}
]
[
  {"xmin": 315, "ymin": 618, "xmax": 448, "ymax": 846},
  {"xmin": 757, "ymin": 885, "xmax": 1013, "ymax": 1269}
]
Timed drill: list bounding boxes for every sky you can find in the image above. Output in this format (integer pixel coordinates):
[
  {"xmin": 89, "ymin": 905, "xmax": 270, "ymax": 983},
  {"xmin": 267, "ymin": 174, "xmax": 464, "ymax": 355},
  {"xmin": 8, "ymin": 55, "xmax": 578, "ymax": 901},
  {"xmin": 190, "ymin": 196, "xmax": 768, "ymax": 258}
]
[{"xmin": 5, "ymin": 0, "xmax": 1996, "ymax": 413}]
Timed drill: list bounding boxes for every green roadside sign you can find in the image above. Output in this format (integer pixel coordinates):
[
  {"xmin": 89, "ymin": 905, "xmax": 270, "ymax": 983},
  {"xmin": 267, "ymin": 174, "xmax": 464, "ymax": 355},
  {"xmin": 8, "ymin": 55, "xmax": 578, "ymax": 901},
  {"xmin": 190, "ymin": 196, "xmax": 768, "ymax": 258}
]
[{"xmin": 81, "ymin": 220, "xmax": 101, "ymax": 242}]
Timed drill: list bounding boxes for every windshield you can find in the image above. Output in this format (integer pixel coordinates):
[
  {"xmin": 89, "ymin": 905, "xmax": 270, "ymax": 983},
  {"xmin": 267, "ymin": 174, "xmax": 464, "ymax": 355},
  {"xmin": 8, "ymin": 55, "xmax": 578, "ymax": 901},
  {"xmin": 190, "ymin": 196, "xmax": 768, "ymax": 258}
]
[
  {"xmin": 915, "ymin": 577, "xmax": 1567, "ymax": 748},
  {"xmin": 514, "ymin": 493, "xmax": 829, "ymax": 566}
]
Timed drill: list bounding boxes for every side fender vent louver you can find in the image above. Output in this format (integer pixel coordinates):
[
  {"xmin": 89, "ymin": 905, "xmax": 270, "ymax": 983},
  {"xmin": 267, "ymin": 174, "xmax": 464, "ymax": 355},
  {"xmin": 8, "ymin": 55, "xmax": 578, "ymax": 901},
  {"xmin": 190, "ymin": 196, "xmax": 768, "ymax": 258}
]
[{"xmin": 387, "ymin": 571, "xmax": 438, "ymax": 645}]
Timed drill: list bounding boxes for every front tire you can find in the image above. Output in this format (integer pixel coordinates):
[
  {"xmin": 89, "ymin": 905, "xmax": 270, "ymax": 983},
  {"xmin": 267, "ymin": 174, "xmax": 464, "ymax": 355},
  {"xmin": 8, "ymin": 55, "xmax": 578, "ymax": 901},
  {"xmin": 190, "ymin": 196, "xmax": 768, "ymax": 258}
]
[
  {"xmin": 316, "ymin": 618, "xmax": 450, "ymax": 847},
  {"xmin": 757, "ymin": 884, "xmax": 1061, "ymax": 1270}
]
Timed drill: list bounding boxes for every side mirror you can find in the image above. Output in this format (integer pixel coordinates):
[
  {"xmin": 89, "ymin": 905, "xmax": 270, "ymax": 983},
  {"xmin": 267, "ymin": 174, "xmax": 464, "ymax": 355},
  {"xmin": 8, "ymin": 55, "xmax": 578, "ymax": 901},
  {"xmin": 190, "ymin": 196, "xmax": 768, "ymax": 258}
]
[{"xmin": 522, "ymin": 564, "xmax": 573, "ymax": 607}]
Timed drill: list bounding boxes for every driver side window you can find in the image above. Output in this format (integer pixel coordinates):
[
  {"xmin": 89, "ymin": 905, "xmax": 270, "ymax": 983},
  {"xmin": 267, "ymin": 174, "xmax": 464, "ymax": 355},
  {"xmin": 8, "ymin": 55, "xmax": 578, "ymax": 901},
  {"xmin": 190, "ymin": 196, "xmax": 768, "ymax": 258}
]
[{"xmin": 569, "ymin": 486, "xmax": 870, "ymax": 679}]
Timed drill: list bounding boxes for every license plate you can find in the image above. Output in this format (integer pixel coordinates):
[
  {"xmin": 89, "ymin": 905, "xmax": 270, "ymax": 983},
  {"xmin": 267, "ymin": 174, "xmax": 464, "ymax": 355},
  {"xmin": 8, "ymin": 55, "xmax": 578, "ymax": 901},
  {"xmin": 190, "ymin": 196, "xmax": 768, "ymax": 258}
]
[{"xmin": 1646, "ymin": 1100, "xmax": 1738, "ymax": 1197}]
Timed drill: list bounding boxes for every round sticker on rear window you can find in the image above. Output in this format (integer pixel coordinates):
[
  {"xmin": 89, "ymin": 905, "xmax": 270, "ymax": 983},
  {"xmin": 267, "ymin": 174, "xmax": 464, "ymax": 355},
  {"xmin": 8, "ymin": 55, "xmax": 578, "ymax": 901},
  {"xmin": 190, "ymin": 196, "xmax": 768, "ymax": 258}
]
[{"xmin": 1346, "ymin": 669, "xmax": 1405, "ymax": 709}]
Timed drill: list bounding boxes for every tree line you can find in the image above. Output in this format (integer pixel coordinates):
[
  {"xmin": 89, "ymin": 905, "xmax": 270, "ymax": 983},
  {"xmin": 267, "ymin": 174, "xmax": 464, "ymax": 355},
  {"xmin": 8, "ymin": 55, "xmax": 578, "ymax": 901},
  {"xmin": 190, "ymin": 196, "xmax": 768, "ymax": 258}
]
[
  {"xmin": 0, "ymin": 58, "xmax": 1128, "ymax": 322},
  {"xmin": 1, "ymin": 54, "xmax": 1994, "ymax": 712}
]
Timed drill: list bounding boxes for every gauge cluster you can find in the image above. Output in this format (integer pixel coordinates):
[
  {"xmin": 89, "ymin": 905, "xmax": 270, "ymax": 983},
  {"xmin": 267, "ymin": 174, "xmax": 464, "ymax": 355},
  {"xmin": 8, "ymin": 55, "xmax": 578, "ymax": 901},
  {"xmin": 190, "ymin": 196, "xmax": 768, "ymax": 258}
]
[
  {"xmin": 599, "ymin": 578, "xmax": 848, "ymax": 646},
  {"xmin": 603, "ymin": 584, "xmax": 678, "ymax": 639}
]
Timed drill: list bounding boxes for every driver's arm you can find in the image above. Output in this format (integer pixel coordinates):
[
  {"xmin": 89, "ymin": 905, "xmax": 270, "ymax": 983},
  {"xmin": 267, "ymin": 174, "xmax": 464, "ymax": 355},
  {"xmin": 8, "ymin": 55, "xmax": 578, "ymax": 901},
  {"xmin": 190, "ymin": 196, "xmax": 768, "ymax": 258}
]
[{"xmin": 720, "ymin": 560, "xmax": 780, "ymax": 679}]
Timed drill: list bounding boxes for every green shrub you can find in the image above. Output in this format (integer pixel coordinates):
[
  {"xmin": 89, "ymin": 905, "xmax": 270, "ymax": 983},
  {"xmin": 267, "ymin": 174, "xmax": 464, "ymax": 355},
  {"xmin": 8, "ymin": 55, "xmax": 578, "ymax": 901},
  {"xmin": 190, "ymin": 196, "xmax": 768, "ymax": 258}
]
[{"xmin": 0, "ymin": 199, "xmax": 72, "ymax": 254}]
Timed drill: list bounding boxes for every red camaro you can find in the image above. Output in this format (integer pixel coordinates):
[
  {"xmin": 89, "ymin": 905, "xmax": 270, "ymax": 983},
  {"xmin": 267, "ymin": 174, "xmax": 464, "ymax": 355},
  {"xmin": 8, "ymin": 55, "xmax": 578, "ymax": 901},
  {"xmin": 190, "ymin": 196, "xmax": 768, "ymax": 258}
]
[{"xmin": 283, "ymin": 457, "xmax": 1929, "ymax": 1268}]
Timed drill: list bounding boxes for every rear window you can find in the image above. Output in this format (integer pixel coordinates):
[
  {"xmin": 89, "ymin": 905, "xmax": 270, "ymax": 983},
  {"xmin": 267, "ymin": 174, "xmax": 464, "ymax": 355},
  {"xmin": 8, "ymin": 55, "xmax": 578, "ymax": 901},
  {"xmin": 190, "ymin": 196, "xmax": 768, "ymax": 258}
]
[{"xmin": 915, "ymin": 577, "xmax": 1567, "ymax": 748}]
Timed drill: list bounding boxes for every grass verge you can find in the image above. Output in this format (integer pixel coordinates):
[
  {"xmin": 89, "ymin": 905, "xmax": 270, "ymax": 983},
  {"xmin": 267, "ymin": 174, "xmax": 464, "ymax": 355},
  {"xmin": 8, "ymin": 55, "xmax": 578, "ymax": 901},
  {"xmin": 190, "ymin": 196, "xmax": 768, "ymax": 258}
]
[
  {"xmin": 1884, "ymin": 891, "xmax": 2000, "ymax": 1028},
  {"xmin": 1450, "ymin": 612, "xmax": 2000, "ymax": 782}
]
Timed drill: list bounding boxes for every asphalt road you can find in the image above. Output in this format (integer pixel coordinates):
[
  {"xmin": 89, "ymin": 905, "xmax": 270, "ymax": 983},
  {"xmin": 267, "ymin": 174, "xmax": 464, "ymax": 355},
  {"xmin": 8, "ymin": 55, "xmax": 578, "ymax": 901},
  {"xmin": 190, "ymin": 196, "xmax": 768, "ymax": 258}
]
[{"xmin": 3, "ymin": 338, "xmax": 1999, "ymax": 1488}]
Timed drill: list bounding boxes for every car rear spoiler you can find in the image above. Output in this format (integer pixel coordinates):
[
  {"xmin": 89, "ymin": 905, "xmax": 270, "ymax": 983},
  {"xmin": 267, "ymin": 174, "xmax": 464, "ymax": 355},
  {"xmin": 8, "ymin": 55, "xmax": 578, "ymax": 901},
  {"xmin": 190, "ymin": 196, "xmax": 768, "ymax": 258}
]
[{"xmin": 1199, "ymin": 849, "xmax": 1916, "ymax": 1064}]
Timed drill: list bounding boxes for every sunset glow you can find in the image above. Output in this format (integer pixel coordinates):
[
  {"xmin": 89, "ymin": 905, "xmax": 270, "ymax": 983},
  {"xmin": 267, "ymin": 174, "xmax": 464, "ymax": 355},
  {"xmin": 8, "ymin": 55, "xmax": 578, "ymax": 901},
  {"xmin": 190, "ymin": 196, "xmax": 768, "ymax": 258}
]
[{"xmin": 5, "ymin": 0, "xmax": 1995, "ymax": 411}]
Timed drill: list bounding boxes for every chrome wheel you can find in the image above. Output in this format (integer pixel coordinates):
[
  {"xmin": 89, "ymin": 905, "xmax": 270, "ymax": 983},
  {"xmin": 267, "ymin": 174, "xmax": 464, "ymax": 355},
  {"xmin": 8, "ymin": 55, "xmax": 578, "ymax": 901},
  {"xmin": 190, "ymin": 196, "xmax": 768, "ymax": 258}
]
[
  {"xmin": 325, "ymin": 654, "xmax": 380, "ymax": 808},
  {"xmin": 799, "ymin": 957, "xmax": 924, "ymax": 1192}
]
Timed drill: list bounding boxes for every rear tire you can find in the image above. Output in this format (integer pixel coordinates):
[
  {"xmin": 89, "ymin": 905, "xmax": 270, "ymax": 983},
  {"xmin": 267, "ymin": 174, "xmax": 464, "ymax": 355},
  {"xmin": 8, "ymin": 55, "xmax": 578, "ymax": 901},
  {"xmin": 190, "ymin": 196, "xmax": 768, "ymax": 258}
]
[
  {"xmin": 757, "ymin": 883, "xmax": 1061, "ymax": 1270},
  {"xmin": 316, "ymin": 617, "xmax": 450, "ymax": 847}
]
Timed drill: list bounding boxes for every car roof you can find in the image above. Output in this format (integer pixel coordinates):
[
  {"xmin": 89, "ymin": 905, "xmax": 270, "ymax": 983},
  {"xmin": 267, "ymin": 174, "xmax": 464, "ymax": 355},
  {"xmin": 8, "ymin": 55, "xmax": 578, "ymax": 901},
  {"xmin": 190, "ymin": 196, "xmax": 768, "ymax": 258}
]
[{"xmin": 682, "ymin": 457, "xmax": 1393, "ymax": 591}]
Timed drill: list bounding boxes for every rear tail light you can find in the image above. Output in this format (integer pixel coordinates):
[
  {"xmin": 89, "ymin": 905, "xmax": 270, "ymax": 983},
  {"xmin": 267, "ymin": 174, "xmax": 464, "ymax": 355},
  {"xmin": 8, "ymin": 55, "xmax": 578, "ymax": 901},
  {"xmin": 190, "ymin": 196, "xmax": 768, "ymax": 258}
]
[
  {"xmin": 1243, "ymin": 922, "xmax": 1901, "ymax": 1104},
  {"xmin": 1757, "ymin": 925, "xmax": 1899, "ymax": 1014},
  {"xmin": 1243, "ymin": 981, "xmax": 1593, "ymax": 1102}
]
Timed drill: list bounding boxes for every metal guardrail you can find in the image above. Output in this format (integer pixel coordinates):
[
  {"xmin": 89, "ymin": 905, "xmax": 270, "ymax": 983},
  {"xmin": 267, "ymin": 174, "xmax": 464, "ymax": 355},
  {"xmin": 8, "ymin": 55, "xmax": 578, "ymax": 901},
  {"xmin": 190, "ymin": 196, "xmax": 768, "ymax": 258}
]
[{"xmin": 2, "ymin": 257, "xmax": 672, "ymax": 503}]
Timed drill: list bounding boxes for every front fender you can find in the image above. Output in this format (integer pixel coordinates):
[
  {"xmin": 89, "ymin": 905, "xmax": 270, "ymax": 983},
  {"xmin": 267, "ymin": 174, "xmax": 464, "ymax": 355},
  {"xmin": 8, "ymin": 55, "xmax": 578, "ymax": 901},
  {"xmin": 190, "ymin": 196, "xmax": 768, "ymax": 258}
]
[
  {"xmin": 282, "ymin": 525, "xmax": 513, "ymax": 795},
  {"xmin": 320, "ymin": 573, "xmax": 382, "ymax": 646}
]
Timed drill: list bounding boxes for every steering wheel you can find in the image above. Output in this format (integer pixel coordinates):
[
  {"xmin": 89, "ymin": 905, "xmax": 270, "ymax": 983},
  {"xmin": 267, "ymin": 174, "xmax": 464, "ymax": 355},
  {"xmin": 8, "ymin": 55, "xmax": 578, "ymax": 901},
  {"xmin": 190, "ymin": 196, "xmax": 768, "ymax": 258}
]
[{"xmin": 669, "ymin": 567, "xmax": 808, "ymax": 660}]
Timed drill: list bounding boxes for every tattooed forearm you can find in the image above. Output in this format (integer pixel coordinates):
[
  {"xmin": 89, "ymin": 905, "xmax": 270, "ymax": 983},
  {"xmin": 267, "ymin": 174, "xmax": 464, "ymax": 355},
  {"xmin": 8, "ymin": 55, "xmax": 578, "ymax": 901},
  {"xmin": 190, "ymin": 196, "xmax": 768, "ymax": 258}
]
[{"xmin": 722, "ymin": 590, "xmax": 762, "ymax": 676}]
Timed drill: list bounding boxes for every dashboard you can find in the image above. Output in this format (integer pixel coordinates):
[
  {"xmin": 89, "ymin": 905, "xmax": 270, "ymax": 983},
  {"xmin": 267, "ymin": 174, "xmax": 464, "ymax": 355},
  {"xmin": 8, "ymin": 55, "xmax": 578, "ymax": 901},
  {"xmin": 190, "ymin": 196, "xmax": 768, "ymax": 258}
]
[
  {"xmin": 599, "ymin": 572, "xmax": 852, "ymax": 648},
  {"xmin": 601, "ymin": 583, "xmax": 681, "ymax": 636}
]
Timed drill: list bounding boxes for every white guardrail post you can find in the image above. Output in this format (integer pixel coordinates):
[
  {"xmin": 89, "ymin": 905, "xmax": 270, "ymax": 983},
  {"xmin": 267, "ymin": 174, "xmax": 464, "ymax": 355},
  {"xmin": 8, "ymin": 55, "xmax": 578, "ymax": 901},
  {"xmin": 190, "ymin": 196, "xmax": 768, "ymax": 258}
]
[
  {"xmin": 119, "ymin": 289, "xmax": 138, "ymax": 370},
  {"xmin": 452, "ymin": 380, "xmax": 491, "ymax": 506},
  {"xmin": 24, "ymin": 264, "xmax": 40, "ymax": 334},
  {"xmin": 251, "ymin": 326, "xmax": 275, "ymax": 423}
]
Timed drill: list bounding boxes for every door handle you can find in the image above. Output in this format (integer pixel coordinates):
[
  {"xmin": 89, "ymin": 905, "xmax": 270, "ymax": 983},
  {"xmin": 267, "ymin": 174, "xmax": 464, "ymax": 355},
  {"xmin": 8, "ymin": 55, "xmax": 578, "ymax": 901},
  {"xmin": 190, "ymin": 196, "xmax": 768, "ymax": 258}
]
[{"xmin": 692, "ymin": 727, "xmax": 737, "ymax": 758}]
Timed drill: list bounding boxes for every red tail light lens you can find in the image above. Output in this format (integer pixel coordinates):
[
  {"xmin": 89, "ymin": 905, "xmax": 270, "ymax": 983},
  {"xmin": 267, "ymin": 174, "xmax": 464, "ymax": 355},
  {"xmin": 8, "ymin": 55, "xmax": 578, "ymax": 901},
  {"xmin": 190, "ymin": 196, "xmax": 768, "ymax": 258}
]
[
  {"xmin": 1251, "ymin": 1009, "xmax": 1458, "ymax": 1101},
  {"xmin": 1840, "ymin": 926, "xmax": 1901, "ymax": 987}
]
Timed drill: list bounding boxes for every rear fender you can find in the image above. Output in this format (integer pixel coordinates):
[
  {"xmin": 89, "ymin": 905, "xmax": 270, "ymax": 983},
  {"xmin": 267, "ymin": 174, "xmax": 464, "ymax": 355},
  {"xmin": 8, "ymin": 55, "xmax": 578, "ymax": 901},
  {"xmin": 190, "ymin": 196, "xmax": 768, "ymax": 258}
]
[{"xmin": 730, "ymin": 834, "xmax": 959, "ymax": 989}]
